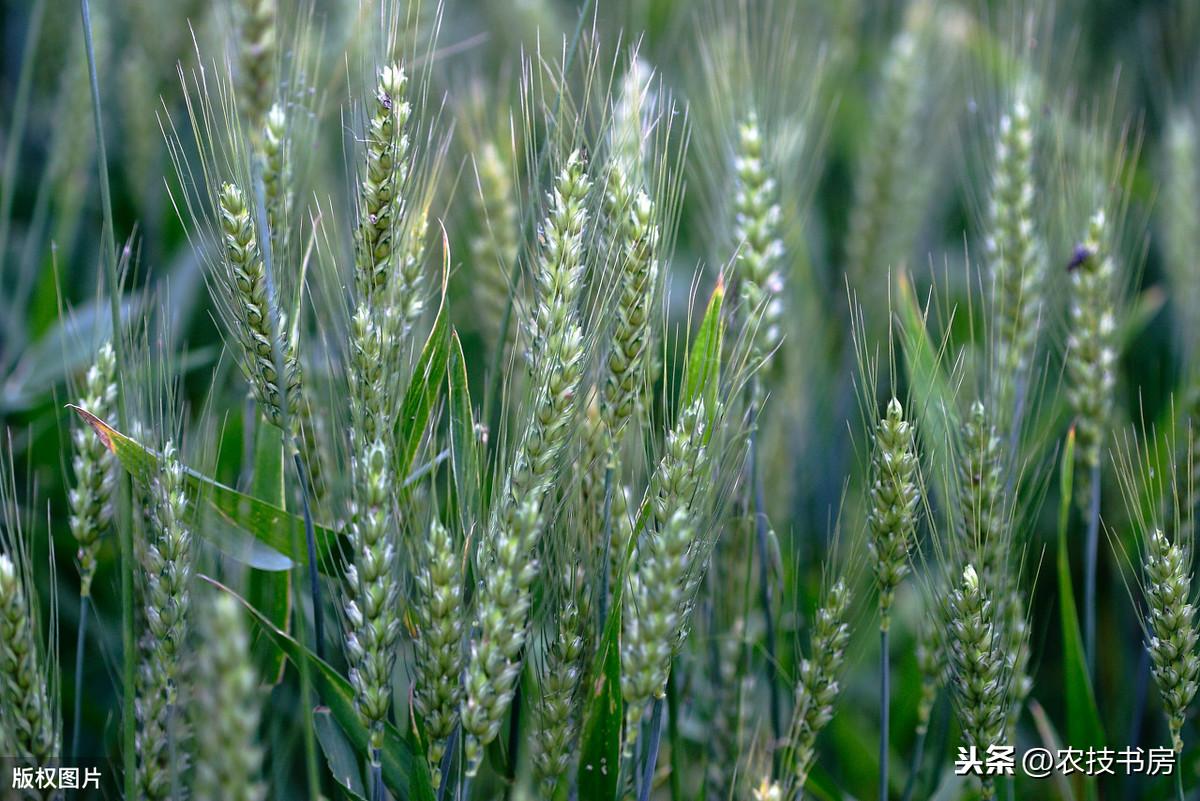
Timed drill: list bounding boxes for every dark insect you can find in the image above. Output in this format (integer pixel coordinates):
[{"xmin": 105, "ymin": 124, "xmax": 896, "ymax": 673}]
[{"xmin": 1066, "ymin": 244, "xmax": 1092, "ymax": 272}]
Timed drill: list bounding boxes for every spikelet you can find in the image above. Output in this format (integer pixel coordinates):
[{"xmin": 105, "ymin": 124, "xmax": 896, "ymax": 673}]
[
  {"xmin": 600, "ymin": 190, "xmax": 658, "ymax": 444},
  {"xmin": 783, "ymin": 578, "xmax": 851, "ymax": 797},
  {"xmin": 733, "ymin": 111, "xmax": 785, "ymax": 367},
  {"xmin": 0, "ymin": 553, "xmax": 59, "ymax": 764},
  {"xmin": 136, "ymin": 442, "xmax": 193, "ymax": 800},
  {"xmin": 987, "ymin": 85, "xmax": 1045, "ymax": 419},
  {"xmin": 1066, "ymin": 209, "xmax": 1117, "ymax": 481},
  {"xmin": 218, "ymin": 181, "xmax": 304, "ymax": 435},
  {"xmin": 1142, "ymin": 529, "xmax": 1200, "ymax": 752},
  {"xmin": 867, "ymin": 398, "xmax": 920, "ymax": 631},
  {"xmin": 68, "ymin": 342, "xmax": 117, "ymax": 597},
  {"xmin": 462, "ymin": 151, "xmax": 591, "ymax": 775},
  {"xmin": 413, "ymin": 520, "xmax": 464, "ymax": 786},
  {"xmin": 192, "ymin": 594, "xmax": 265, "ymax": 801}
]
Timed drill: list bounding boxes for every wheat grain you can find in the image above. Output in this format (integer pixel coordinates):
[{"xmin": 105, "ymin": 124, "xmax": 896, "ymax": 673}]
[
  {"xmin": 344, "ymin": 438, "xmax": 399, "ymax": 757},
  {"xmin": 733, "ymin": 111, "xmax": 785, "ymax": 367}
]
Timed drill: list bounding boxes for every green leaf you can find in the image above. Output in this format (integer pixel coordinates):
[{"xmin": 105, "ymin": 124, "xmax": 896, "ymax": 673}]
[
  {"xmin": 577, "ymin": 597, "xmax": 623, "ymax": 801},
  {"xmin": 447, "ymin": 329, "xmax": 480, "ymax": 532},
  {"xmin": 247, "ymin": 422, "xmax": 292, "ymax": 684},
  {"xmin": 68, "ymin": 405, "xmax": 341, "ymax": 574},
  {"xmin": 202, "ymin": 576, "xmax": 436, "ymax": 801},
  {"xmin": 314, "ymin": 708, "xmax": 369, "ymax": 801},
  {"xmin": 683, "ymin": 277, "xmax": 724, "ymax": 424},
  {"xmin": 397, "ymin": 247, "xmax": 451, "ymax": 480},
  {"xmin": 1056, "ymin": 429, "xmax": 1106, "ymax": 758},
  {"xmin": 896, "ymin": 272, "xmax": 958, "ymax": 476}
]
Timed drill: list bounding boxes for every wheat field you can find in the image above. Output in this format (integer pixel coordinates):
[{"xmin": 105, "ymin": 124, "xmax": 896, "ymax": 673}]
[{"xmin": 1, "ymin": 0, "xmax": 1200, "ymax": 799}]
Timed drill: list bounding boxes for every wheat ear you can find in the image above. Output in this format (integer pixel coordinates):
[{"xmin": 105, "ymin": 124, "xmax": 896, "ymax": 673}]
[
  {"xmin": 987, "ymin": 85, "xmax": 1044, "ymax": 421},
  {"xmin": 461, "ymin": 150, "xmax": 591, "ymax": 775},
  {"xmin": 414, "ymin": 519, "xmax": 464, "ymax": 787},
  {"xmin": 1142, "ymin": 529, "xmax": 1200, "ymax": 753},
  {"xmin": 68, "ymin": 341, "xmax": 117, "ymax": 597},
  {"xmin": 192, "ymin": 593, "xmax": 265, "ymax": 801},
  {"xmin": 0, "ymin": 553, "xmax": 59, "ymax": 764},
  {"xmin": 868, "ymin": 398, "xmax": 920, "ymax": 630},
  {"xmin": 136, "ymin": 442, "xmax": 193, "ymax": 800},
  {"xmin": 733, "ymin": 111, "xmax": 785, "ymax": 367},
  {"xmin": 783, "ymin": 577, "xmax": 851, "ymax": 798},
  {"xmin": 218, "ymin": 181, "xmax": 304, "ymax": 435},
  {"xmin": 946, "ymin": 565, "xmax": 1007, "ymax": 801}
]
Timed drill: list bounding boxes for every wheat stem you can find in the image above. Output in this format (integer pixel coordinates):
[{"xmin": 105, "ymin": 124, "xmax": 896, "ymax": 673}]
[{"xmin": 78, "ymin": 2, "xmax": 136, "ymax": 794}]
